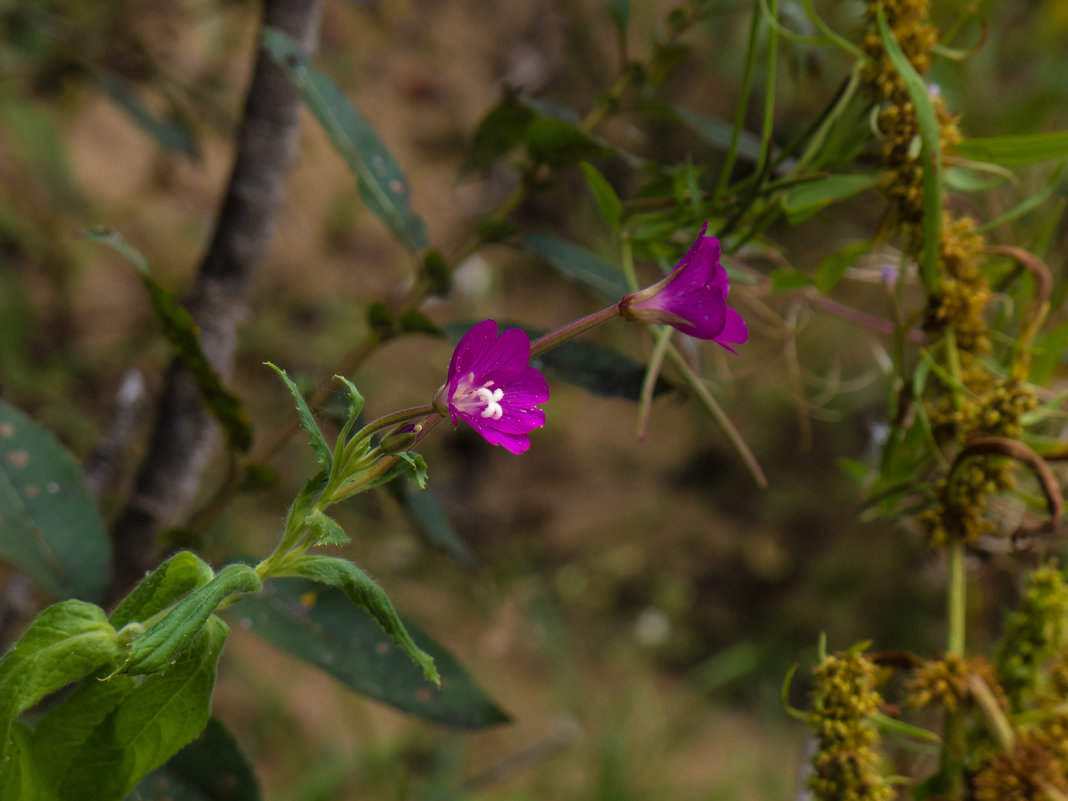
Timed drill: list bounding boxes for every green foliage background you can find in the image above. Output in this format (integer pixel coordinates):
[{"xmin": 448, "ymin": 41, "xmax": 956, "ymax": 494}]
[{"xmin": 1, "ymin": 0, "xmax": 1067, "ymax": 799}]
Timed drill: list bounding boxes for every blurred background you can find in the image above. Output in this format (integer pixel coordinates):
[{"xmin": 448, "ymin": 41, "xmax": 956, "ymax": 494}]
[{"xmin": 1, "ymin": 0, "xmax": 1067, "ymax": 798}]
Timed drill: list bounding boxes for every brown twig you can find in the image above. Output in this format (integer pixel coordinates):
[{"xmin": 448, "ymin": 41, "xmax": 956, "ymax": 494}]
[{"xmin": 106, "ymin": 0, "xmax": 325, "ymax": 601}]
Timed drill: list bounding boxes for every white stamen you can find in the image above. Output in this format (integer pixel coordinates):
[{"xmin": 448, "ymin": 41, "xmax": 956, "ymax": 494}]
[{"xmin": 476, "ymin": 386, "xmax": 504, "ymax": 419}]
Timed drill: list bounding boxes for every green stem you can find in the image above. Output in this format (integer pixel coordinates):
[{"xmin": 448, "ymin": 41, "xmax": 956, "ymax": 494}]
[
  {"xmin": 755, "ymin": 0, "xmax": 779, "ymax": 180},
  {"xmin": 637, "ymin": 326, "xmax": 673, "ymax": 439},
  {"xmin": 946, "ymin": 538, "xmax": 965, "ymax": 657},
  {"xmin": 713, "ymin": 1, "xmax": 761, "ymax": 205},
  {"xmin": 352, "ymin": 404, "xmax": 437, "ymax": 441},
  {"xmin": 941, "ymin": 537, "xmax": 966, "ymax": 796}
]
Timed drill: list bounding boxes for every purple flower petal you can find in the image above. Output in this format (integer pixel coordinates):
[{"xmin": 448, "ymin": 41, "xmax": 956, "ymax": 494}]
[
  {"xmin": 445, "ymin": 320, "xmax": 549, "ymax": 453},
  {"xmin": 713, "ymin": 307, "xmax": 749, "ymax": 354},
  {"xmin": 619, "ymin": 223, "xmax": 747, "ymax": 352}
]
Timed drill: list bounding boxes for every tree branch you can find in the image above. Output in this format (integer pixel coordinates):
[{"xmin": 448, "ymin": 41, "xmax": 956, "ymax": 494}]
[{"xmin": 108, "ymin": 0, "xmax": 325, "ymax": 600}]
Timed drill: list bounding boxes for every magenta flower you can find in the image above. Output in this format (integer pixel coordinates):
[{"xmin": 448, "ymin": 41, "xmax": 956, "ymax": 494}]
[
  {"xmin": 619, "ymin": 223, "xmax": 748, "ymax": 352},
  {"xmin": 442, "ymin": 320, "xmax": 549, "ymax": 454}
]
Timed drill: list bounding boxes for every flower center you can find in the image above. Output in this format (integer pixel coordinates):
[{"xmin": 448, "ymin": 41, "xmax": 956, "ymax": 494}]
[{"xmin": 454, "ymin": 373, "xmax": 505, "ymax": 420}]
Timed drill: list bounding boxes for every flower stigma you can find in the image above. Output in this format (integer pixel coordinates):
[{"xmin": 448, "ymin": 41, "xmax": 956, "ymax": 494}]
[{"xmin": 453, "ymin": 372, "xmax": 505, "ymax": 421}]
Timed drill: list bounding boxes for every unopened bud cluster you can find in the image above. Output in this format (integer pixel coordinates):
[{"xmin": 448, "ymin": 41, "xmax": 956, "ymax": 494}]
[{"xmin": 806, "ymin": 650, "xmax": 892, "ymax": 801}]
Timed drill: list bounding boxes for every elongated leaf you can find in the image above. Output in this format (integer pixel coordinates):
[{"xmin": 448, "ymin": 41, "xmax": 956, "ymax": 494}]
[
  {"xmin": 128, "ymin": 718, "xmax": 260, "ymax": 801},
  {"xmin": 0, "ymin": 400, "xmax": 110, "ymax": 600},
  {"xmin": 124, "ymin": 564, "xmax": 259, "ymax": 675},
  {"xmin": 522, "ymin": 234, "xmax": 627, "ymax": 299},
  {"xmin": 228, "ymin": 577, "xmax": 508, "ymax": 729},
  {"xmin": 781, "ymin": 173, "xmax": 879, "ymax": 223},
  {"xmin": 580, "ymin": 162, "xmax": 623, "ymax": 228},
  {"xmin": 269, "ymin": 555, "xmax": 436, "ymax": 683},
  {"xmin": 95, "ymin": 73, "xmax": 198, "ymax": 158},
  {"xmin": 262, "ymin": 28, "xmax": 427, "ymax": 251},
  {"xmin": 670, "ymin": 104, "xmax": 766, "ymax": 164},
  {"xmin": 109, "ymin": 551, "xmax": 215, "ymax": 630},
  {"xmin": 33, "ymin": 616, "xmax": 229, "ymax": 801},
  {"xmin": 953, "ymin": 132, "xmax": 1068, "ymax": 167},
  {"xmin": 265, "ymin": 362, "xmax": 332, "ymax": 469},
  {"xmin": 82, "ymin": 228, "xmax": 253, "ymax": 452},
  {"xmin": 0, "ymin": 601, "xmax": 121, "ymax": 757},
  {"xmin": 877, "ymin": 7, "xmax": 942, "ymax": 295}
]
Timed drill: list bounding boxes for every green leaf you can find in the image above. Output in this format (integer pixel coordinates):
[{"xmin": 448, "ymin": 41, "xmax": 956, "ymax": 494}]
[
  {"xmin": 95, "ymin": 72, "xmax": 198, "ymax": 159},
  {"xmin": 0, "ymin": 722, "xmax": 52, "ymax": 801},
  {"xmin": 32, "ymin": 616, "xmax": 229, "ymax": 801},
  {"xmin": 953, "ymin": 132, "xmax": 1068, "ymax": 167},
  {"xmin": 461, "ymin": 94, "xmax": 536, "ymax": 174},
  {"xmin": 536, "ymin": 339, "xmax": 670, "ymax": 400},
  {"xmin": 109, "ymin": 551, "xmax": 216, "ymax": 630},
  {"xmin": 526, "ymin": 117, "xmax": 606, "ymax": 168},
  {"xmin": 124, "ymin": 564, "xmax": 260, "ymax": 675},
  {"xmin": 265, "ymin": 362, "xmax": 332, "ymax": 469},
  {"xmin": 268, "ymin": 555, "xmax": 437, "ymax": 683},
  {"xmin": 943, "ymin": 165, "xmax": 1006, "ymax": 193},
  {"xmin": 770, "ymin": 269, "xmax": 815, "ymax": 292},
  {"xmin": 975, "ymin": 161, "xmax": 1066, "ymax": 234},
  {"xmin": 127, "ymin": 718, "xmax": 260, "ymax": 801},
  {"xmin": 262, "ymin": 29, "xmax": 427, "ymax": 251},
  {"xmin": 780, "ymin": 173, "xmax": 879, "ymax": 224},
  {"xmin": 580, "ymin": 162, "xmax": 623, "ymax": 228},
  {"xmin": 670, "ymin": 104, "xmax": 768, "ymax": 165},
  {"xmin": 390, "ymin": 481, "xmax": 474, "ymax": 565},
  {"xmin": 521, "ymin": 234, "xmax": 627, "ymax": 299},
  {"xmin": 228, "ymin": 577, "xmax": 508, "ymax": 729},
  {"xmin": 0, "ymin": 601, "xmax": 122, "ymax": 757},
  {"xmin": 815, "ymin": 240, "xmax": 870, "ymax": 293},
  {"xmin": 331, "ymin": 374, "xmax": 365, "ymax": 453},
  {"xmin": 0, "ymin": 400, "xmax": 110, "ymax": 601},
  {"xmin": 82, "ymin": 228, "xmax": 253, "ymax": 452},
  {"xmin": 305, "ymin": 510, "xmax": 350, "ymax": 547},
  {"xmin": 877, "ymin": 6, "xmax": 942, "ymax": 296}
]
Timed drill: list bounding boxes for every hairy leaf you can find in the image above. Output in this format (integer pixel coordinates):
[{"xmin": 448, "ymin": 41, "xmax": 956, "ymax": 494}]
[
  {"xmin": 265, "ymin": 362, "xmax": 332, "ymax": 469},
  {"xmin": 33, "ymin": 617, "xmax": 229, "ymax": 801},
  {"xmin": 109, "ymin": 551, "xmax": 216, "ymax": 630},
  {"xmin": 128, "ymin": 718, "xmax": 260, "ymax": 801},
  {"xmin": 268, "ymin": 555, "xmax": 436, "ymax": 683},
  {"xmin": 0, "ymin": 601, "xmax": 121, "ymax": 758},
  {"xmin": 124, "ymin": 564, "xmax": 259, "ymax": 675}
]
